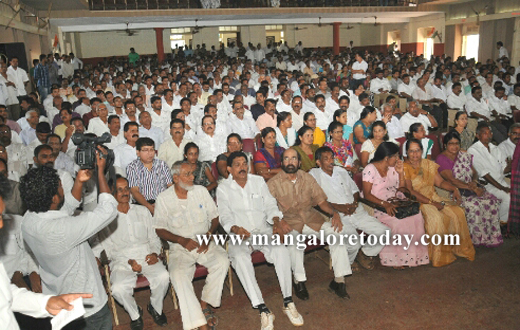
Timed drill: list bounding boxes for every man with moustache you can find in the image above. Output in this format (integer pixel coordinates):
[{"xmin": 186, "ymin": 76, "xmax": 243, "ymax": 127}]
[
  {"xmin": 217, "ymin": 152, "xmax": 304, "ymax": 330},
  {"xmin": 120, "ymin": 100, "xmax": 140, "ymax": 127},
  {"xmin": 113, "ymin": 122, "xmax": 139, "ymax": 176},
  {"xmin": 498, "ymin": 123, "xmax": 520, "ymax": 161},
  {"xmin": 154, "ymin": 161, "xmax": 229, "ymax": 330},
  {"xmin": 93, "ymin": 176, "xmax": 169, "ymax": 330},
  {"xmin": 267, "ymin": 149, "xmax": 351, "ymax": 300},
  {"xmin": 289, "ymin": 96, "xmax": 305, "ymax": 131},
  {"xmin": 158, "ymin": 119, "xmax": 192, "ymax": 169}
]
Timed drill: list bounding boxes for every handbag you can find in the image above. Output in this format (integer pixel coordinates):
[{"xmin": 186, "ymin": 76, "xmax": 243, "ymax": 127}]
[{"xmin": 386, "ymin": 187, "xmax": 421, "ymax": 219}]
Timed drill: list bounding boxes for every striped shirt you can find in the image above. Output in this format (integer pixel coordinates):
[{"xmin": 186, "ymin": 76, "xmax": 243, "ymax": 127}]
[
  {"xmin": 127, "ymin": 158, "xmax": 173, "ymax": 201},
  {"xmin": 33, "ymin": 63, "xmax": 50, "ymax": 88}
]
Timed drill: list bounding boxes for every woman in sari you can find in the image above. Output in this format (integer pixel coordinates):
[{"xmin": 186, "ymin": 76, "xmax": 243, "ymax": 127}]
[
  {"xmin": 274, "ymin": 111, "xmax": 297, "ymax": 148},
  {"xmin": 253, "ymin": 127, "xmax": 285, "ymax": 181},
  {"xmin": 184, "ymin": 142, "xmax": 218, "ymax": 196},
  {"xmin": 402, "ymin": 123, "xmax": 433, "ymax": 160},
  {"xmin": 325, "ymin": 121, "xmax": 360, "ymax": 174},
  {"xmin": 436, "ymin": 131, "xmax": 503, "ymax": 247},
  {"xmin": 303, "ymin": 112, "xmax": 326, "ymax": 147},
  {"xmin": 403, "ymin": 138, "xmax": 475, "ymax": 267},
  {"xmin": 353, "ymin": 106, "xmax": 377, "ymax": 145},
  {"xmin": 362, "ymin": 142, "xmax": 429, "ymax": 269},
  {"xmin": 291, "ymin": 125, "xmax": 319, "ymax": 172},
  {"xmin": 216, "ymin": 133, "xmax": 255, "ymax": 181},
  {"xmin": 328, "ymin": 109, "xmax": 353, "ymax": 143},
  {"xmin": 451, "ymin": 111, "xmax": 474, "ymax": 151}
]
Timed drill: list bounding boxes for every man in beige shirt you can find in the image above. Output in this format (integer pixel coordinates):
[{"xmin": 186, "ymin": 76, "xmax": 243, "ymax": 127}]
[{"xmin": 267, "ymin": 148, "xmax": 352, "ymax": 300}]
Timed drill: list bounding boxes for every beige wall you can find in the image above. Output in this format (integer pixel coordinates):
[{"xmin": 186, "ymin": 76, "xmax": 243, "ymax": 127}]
[
  {"xmin": 192, "ymin": 27, "xmax": 219, "ymax": 50},
  {"xmin": 77, "ymin": 30, "xmax": 159, "ymax": 58},
  {"xmin": 240, "ymin": 25, "xmax": 266, "ymax": 48}
]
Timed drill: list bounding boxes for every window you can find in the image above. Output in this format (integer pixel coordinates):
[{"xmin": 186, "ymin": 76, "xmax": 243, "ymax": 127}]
[
  {"xmin": 265, "ymin": 25, "xmax": 283, "ymax": 31},
  {"xmin": 462, "ymin": 34, "xmax": 479, "ymax": 62},
  {"xmin": 170, "ymin": 34, "xmax": 186, "ymax": 50},
  {"xmin": 219, "ymin": 26, "xmax": 238, "ymax": 32},
  {"xmin": 171, "ymin": 28, "xmax": 191, "ymax": 34}
]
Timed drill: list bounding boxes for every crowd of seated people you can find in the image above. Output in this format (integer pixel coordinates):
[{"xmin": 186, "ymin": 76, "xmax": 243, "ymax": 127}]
[{"xmin": 1, "ymin": 38, "xmax": 520, "ymax": 330}]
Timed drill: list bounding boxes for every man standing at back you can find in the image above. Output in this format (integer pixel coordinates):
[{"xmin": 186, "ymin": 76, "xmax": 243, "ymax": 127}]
[{"xmin": 20, "ymin": 149, "xmax": 118, "ymax": 329}]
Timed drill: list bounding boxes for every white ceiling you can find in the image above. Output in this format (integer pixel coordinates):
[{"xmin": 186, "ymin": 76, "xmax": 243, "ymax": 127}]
[{"xmin": 52, "ymin": 11, "xmax": 441, "ymax": 32}]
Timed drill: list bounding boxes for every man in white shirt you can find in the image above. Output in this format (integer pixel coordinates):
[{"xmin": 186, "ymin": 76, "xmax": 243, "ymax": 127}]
[
  {"xmin": 19, "ymin": 110, "xmax": 39, "ymax": 146},
  {"xmin": 370, "ymin": 69, "xmax": 391, "ymax": 95},
  {"xmin": 21, "ymin": 154, "xmax": 118, "ymax": 329},
  {"xmin": 381, "ymin": 103, "xmax": 405, "ymax": 139},
  {"xmin": 508, "ymin": 83, "xmax": 520, "ymax": 114},
  {"xmin": 227, "ymin": 101, "xmax": 260, "ymax": 140},
  {"xmin": 497, "ymin": 41, "xmax": 509, "ymax": 60},
  {"xmin": 276, "ymin": 90, "xmax": 293, "ymax": 113},
  {"xmin": 154, "ymin": 161, "xmax": 229, "ymax": 330},
  {"xmin": 113, "ymin": 121, "xmax": 139, "ymax": 176},
  {"xmin": 498, "ymin": 123, "xmax": 520, "ymax": 160},
  {"xmin": 158, "ymin": 118, "xmax": 191, "ymax": 170},
  {"xmin": 351, "ymin": 53, "xmax": 368, "ymax": 89},
  {"xmin": 93, "ymin": 177, "xmax": 169, "ymax": 329},
  {"xmin": 488, "ymin": 86, "xmax": 514, "ymax": 129},
  {"xmin": 313, "ymin": 95, "xmax": 332, "ymax": 130},
  {"xmin": 290, "ymin": 96, "xmax": 305, "ymax": 131},
  {"xmin": 7, "ymin": 57, "xmax": 29, "ymax": 99},
  {"xmin": 147, "ymin": 96, "xmax": 171, "ymax": 133},
  {"xmin": 46, "ymin": 134, "xmax": 75, "ymax": 176},
  {"xmin": 87, "ymin": 103, "xmax": 110, "ymax": 137},
  {"xmin": 397, "ymin": 74, "xmax": 415, "ymax": 101},
  {"xmin": 400, "ymin": 100, "xmax": 437, "ymax": 135},
  {"xmin": 310, "ymin": 147, "xmax": 390, "ymax": 270},
  {"xmin": 1, "ymin": 125, "xmax": 27, "ymax": 182},
  {"xmin": 447, "ymin": 83, "xmax": 466, "ymax": 110},
  {"xmin": 468, "ymin": 123, "xmax": 511, "ymax": 225},
  {"xmin": 217, "ymin": 152, "xmax": 304, "ymax": 330},
  {"xmin": 104, "ymin": 115, "xmax": 125, "ymax": 150},
  {"xmin": 466, "ymin": 86, "xmax": 508, "ymax": 144},
  {"xmin": 138, "ymin": 111, "xmax": 164, "ymax": 149},
  {"xmin": 70, "ymin": 52, "xmax": 83, "ymax": 71}
]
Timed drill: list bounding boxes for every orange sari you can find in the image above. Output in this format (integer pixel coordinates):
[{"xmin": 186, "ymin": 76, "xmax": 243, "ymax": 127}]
[{"xmin": 404, "ymin": 159, "xmax": 475, "ymax": 267}]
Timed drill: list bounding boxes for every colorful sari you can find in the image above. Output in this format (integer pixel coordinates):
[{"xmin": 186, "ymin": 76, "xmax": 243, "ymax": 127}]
[
  {"xmin": 253, "ymin": 147, "xmax": 285, "ymax": 169},
  {"xmin": 508, "ymin": 140, "xmax": 520, "ymax": 236},
  {"xmin": 436, "ymin": 152, "xmax": 503, "ymax": 247},
  {"xmin": 404, "ymin": 159, "xmax": 476, "ymax": 267},
  {"xmin": 324, "ymin": 140, "xmax": 354, "ymax": 167}
]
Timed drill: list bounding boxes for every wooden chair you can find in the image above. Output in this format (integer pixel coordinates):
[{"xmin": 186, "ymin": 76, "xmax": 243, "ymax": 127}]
[{"xmin": 100, "ymin": 250, "xmax": 175, "ymax": 326}]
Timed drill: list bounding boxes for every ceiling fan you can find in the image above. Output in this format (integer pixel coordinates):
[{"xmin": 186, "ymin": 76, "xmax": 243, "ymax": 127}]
[
  {"xmin": 118, "ymin": 22, "xmax": 139, "ymax": 36},
  {"xmin": 192, "ymin": 19, "xmax": 204, "ymax": 34}
]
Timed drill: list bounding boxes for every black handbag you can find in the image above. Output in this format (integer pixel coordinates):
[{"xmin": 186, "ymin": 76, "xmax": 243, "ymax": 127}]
[
  {"xmin": 361, "ymin": 188, "xmax": 421, "ymax": 220},
  {"xmin": 386, "ymin": 187, "xmax": 421, "ymax": 219}
]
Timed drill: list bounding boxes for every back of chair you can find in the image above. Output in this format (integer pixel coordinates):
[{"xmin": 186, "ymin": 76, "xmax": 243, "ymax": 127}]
[
  {"xmin": 354, "ymin": 143, "xmax": 362, "ymax": 159},
  {"xmin": 396, "ymin": 137, "xmax": 407, "ymax": 157},
  {"xmin": 438, "ymin": 132, "xmax": 447, "ymax": 151},
  {"xmin": 211, "ymin": 161, "xmax": 219, "ymax": 181},
  {"xmin": 242, "ymin": 139, "xmax": 256, "ymax": 154},
  {"xmin": 426, "ymin": 134, "xmax": 441, "ymax": 160}
]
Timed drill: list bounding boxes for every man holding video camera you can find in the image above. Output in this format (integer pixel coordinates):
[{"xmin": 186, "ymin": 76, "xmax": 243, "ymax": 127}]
[{"xmin": 20, "ymin": 147, "xmax": 118, "ymax": 330}]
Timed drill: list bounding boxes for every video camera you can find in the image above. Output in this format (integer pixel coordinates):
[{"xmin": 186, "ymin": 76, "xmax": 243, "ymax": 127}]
[{"xmin": 72, "ymin": 132, "xmax": 115, "ymax": 170}]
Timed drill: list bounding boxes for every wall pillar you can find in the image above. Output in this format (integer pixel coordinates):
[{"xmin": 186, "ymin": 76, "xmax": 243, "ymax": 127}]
[
  {"xmin": 333, "ymin": 22, "xmax": 341, "ymax": 55},
  {"xmin": 154, "ymin": 28, "xmax": 165, "ymax": 63}
]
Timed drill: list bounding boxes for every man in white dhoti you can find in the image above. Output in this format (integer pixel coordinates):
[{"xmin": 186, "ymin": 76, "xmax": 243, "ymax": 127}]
[
  {"xmin": 94, "ymin": 176, "xmax": 169, "ymax": 330},
  {"xmin": 217, "ymin": 151, "xmax": 304, "ymax": 330},
  {"xmin": 310, "ymin": 147, "xmax": 389, "ymax": 270},
  {"xmin": 154, "ymin": 161, "xmax": 229, "ymax": 330}
]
